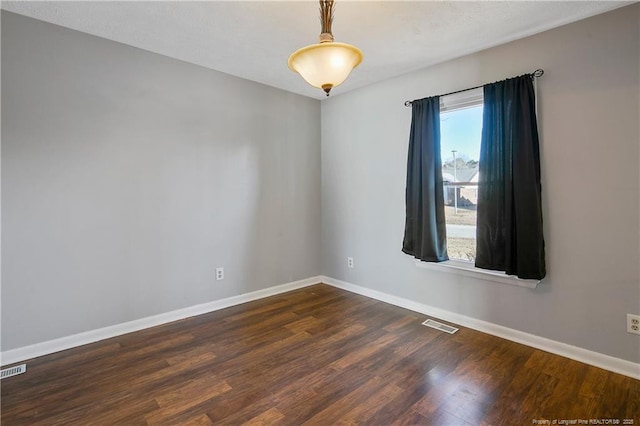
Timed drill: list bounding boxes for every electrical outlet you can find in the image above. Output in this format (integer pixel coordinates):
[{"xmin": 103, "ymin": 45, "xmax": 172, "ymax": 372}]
[
  {"xmin": 215, "ymin": 267, "xmax": 224, "ymax": 281},
  {"xmin": 627, "ymin": 314, "xmax": 640, "ymax": 335},
  {"xmin": 347, "ymin": 257, "xmax": 354, "ymax": 268}
]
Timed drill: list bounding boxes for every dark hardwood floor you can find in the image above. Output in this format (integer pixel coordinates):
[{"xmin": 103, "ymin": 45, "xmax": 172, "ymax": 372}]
[{"xmin": 1, "ymin": 284, "xmax": 638, "ymax": 425}]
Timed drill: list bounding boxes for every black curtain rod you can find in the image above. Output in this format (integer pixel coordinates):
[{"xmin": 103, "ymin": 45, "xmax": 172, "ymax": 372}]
[{"xmin": 404, "ymin": 69, "xmax": 544, "ymax": 107}]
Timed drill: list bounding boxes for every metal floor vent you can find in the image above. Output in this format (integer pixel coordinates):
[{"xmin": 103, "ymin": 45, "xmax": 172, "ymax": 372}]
[
  {"xmin": 1, "ymin": 364, "xmax": 27, "ymax": 379},
  {"xmin": 422, "ymin": 319, "xmax": 459, "ymax": 334}
]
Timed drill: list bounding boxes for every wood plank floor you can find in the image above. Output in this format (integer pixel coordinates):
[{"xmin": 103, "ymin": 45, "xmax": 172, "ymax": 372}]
[{"xmin": 2, "ymin": 284, "xmax": 638, "ymax": 425}]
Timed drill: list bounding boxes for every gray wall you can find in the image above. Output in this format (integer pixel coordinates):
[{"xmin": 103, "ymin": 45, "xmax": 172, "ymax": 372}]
[
  {"xmin": 321, "ymin": 4, "xmax": 640, "ymax": 363},
  {"xmin": 1, "ymin": 11, "xmax": 321, "ymax": 351}
]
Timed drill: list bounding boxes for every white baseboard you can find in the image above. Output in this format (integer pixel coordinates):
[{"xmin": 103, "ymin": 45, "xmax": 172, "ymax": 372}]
[
  {"xmin": 321, "ymin": 276, "xmax": 640, "ymax": 380},
  {"xmin": 4, "ymin": 275, "xmax": 638, "ymax": 380},
  {"xmin": 1, "ymin": 276, "xmax": 322, "ymax": 366}
]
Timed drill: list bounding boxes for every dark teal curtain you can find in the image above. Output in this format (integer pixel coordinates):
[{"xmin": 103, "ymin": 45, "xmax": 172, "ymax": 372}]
[
  {"xmin": 402, "ymin": 96, "xmax": 448, "ymax": 262},
  {"xmin": 476, "ymin": 75, "xmax": 546, "ymax": 279}
]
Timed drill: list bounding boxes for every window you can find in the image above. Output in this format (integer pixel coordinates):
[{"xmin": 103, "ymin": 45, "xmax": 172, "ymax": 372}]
[
  {"xmin": 404, "ymin": 77, "xmax": 544, "ymax": 285},
  {"xmin": 439, "ymin": 89, "xmax": 483, "ymax": 262}
]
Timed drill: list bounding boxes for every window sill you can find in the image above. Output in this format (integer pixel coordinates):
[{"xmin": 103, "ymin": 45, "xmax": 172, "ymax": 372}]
[{"xmin": 414, "ymin": 259, "xmax": 540, "ymax": 289}]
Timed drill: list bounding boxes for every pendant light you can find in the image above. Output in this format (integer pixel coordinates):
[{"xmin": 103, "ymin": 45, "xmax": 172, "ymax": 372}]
[{"xmin": 288, "ymin": 0, "xmax": 363, "ymax": 96}]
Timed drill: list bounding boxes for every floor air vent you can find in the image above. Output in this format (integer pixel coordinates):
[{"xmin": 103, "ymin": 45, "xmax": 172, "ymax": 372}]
[
  {"xmin": 422, "ymin": 319, "xmax": 459, "ymax": 334},
  {"xmin": 1, "ymin": 364, "xmax": 27, "ymax": 379}
]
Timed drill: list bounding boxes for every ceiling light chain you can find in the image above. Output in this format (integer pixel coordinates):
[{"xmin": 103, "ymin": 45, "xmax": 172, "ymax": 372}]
[{"xmin": 319, "ymin": 0, "xmax": 334, "ymax": 43}]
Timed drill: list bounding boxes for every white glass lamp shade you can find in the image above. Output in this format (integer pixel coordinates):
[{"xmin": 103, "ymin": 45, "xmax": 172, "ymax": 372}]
[{"xmin": 288, "ymin": 42, "xmax": 363, "ymax": 94}]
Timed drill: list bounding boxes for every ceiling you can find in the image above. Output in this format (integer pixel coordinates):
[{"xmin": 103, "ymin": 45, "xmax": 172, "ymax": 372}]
[{"xmin": 2, "ymin": 1, "xmax": 630, "ymax": 100}]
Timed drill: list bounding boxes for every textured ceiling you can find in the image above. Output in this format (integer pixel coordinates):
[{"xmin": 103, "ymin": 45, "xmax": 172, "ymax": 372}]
[{"xmin": 1, "ymin": 1, "xmax": 630, "ymax": 99}]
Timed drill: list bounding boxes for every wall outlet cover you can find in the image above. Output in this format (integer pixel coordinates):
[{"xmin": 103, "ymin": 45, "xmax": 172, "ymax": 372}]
[{"xmin": 627, "ymin": 314, "xmax": 640, "ymax": 335}]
